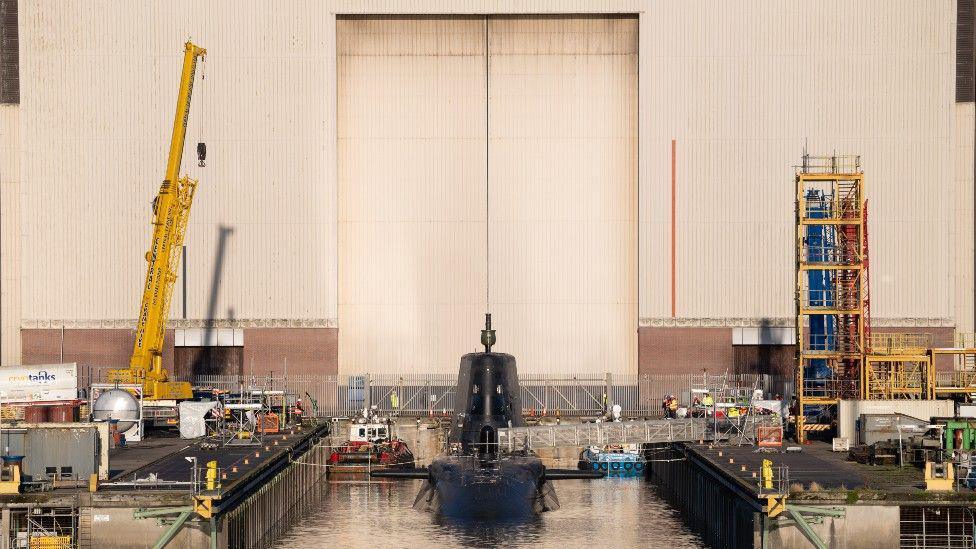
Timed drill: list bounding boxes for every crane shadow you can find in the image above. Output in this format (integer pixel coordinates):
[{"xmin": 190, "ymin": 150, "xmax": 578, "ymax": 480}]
[{"xmin": 188, "ymin": 225, "xmax": 237, "ymax": 376}]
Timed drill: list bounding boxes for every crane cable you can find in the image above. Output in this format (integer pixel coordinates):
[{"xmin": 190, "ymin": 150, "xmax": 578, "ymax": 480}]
[{"xmin": 196, "ymin": 53, "xmax": 207, "ymax": 167}]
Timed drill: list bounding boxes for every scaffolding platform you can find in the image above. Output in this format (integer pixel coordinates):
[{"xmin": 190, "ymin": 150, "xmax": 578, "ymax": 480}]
[{"xmin": 795, "ymin": 155, "xmax": 869, "ymax": 442}]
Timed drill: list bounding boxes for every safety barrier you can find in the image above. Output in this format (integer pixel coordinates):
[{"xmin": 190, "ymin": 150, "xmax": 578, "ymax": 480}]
[
  {"xmin": 499, "ymin": 415, "xmax": 783, "ymax": 449},
  {"xmin": 78, "ymin": 367, "xmax": 791, "ymax": 419}
]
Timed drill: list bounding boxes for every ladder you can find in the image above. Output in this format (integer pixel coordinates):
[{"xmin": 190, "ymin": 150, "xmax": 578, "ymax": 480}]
[{"xmin": 77, "ymin": 507, "xmax": 92, "ymax": 549}]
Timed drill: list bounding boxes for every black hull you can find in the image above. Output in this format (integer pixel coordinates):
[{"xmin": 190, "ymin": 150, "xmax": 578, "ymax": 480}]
[{"xmin": 416, "ymin": 455, "xmax": 558, "ymax": 517}]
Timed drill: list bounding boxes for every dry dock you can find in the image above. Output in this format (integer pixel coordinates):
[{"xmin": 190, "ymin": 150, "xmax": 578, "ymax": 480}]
[
  {"xmin": 0, "ymin": 422, "xmax": 330, "ymax": 548},
  {"xmin": 647, "ymin": 442, "xmax": 976, "ymax": 548}
]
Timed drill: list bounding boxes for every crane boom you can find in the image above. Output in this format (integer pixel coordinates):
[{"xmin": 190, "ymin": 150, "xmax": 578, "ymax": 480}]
[{"xmin": 108, "ymin": 42, "xmax": 206, "ymax": 400}]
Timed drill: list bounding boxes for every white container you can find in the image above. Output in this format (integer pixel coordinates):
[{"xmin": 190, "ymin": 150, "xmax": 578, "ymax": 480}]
[
  {"xmin": 838, "ymin": 400, "xmax": 954, "ymax": 442},
  {"xmin": 832, "ymin": 437, "xmax": 850, "ymax": 452},
  {"xmin": 959, "ymin": 404, "xmax": 976, "ymax": 418},
  {"xmin": 0, "ymin": 363, "xmax": 78, "ymax": 403}
]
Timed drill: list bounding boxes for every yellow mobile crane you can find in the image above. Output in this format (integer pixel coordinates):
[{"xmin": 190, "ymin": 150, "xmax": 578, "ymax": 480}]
[{"xmin": 107, "ymin": 42, "xmax": 207, "ymax": 401}]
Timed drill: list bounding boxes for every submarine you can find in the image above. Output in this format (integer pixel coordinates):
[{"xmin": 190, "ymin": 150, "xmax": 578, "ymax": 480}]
[{"xmin": 371, "ymin": 314, "xmax": 603, "ymax": 517}]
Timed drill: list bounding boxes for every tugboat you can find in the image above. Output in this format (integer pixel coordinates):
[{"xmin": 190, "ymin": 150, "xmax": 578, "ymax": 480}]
[
  {"xmin": 328, "ymin": 406, "xmax": 415, "ymax": 474},
  {"xmin": 578, "ymin": 444, "xmax": 646, "ymax": 477}
]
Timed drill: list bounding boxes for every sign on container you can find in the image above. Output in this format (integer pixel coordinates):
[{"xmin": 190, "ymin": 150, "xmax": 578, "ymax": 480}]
[{"xmin": 0, "ymin": 363, "xmax": 79, "ymax": 403}]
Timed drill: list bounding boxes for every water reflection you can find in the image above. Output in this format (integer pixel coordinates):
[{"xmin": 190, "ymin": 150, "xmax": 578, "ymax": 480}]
[
  {"xmin": 275, "ymin": 477, "xmax": 705, "ymax": 549},
  {"xmin": 274, "ymin": 424, "xmax": 705, "ymax": 548}
]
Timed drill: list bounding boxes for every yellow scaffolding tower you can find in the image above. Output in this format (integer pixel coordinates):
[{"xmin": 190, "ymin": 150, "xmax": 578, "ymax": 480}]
[{"xmin": 795, "ymin": 155, "xmax": 866, "ymax": 442}]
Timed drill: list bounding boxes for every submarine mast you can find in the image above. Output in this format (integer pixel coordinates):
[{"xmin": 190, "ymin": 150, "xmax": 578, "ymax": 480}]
[{"xmin": 481, "ymin": 313, "xmax": 496, "ymax": 352}]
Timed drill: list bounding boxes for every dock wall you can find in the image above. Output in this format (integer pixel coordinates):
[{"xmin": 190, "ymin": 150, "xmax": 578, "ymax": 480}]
[
  {"xmin": 223, "ymin": 443, "xmax": 329, "ymax": 548},
  {"xmin": 646, "ymin": 445, "xmax": 902, "ymax": 549},
  {"xmin": 86, "ymin": 506, "xmax": 213, "ymax": 549},
  {"xmin": 646, "ymin": 446, "xmax": 760, "ymax": 548},
  {"xmin": 762, "ymin": 505, "xmax": 899, "ymax": 549}
]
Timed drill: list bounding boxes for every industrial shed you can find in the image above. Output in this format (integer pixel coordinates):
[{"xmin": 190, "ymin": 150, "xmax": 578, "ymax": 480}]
[{"xmin": 0, "ymin": 1, "xmax": 969, "ymax": 378}]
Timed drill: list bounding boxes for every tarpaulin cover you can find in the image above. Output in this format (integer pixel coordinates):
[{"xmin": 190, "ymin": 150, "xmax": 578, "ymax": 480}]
[{"xmin": 179, "ymin": 401, "xmax": 219, "ymax": 439}]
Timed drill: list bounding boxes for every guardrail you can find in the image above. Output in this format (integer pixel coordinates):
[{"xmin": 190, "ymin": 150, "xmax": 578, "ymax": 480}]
[
  {"xmin": 77, "ymin": 367, "xmax": 791, "ymax": 419},
  {"xmin": 498, "ymin": 415, "xmax": 783, "ymax": 449}
]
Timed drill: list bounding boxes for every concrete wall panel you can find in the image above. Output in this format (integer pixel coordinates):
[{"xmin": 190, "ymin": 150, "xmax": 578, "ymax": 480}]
[
  {"xmin": 0, "ymin": 105, "xmax": 19, "ymax": 364},
  {"xmin": 639, "ymin": 0, "xmax": 955, "ymax": 326},
  {"xmin": 336, "ymin": 16, "xmax": 488, "ymax": 375},
  {"xmin": 488, "ymin": 15, "xmax": 638, "ymax": 374},
  {"xmin": 18, "ymin": 1, "xmax": 336, "ymax": 325},
  {"xmin": 6, "ymin": 1, "xmax": 964, "ymax": 376}
]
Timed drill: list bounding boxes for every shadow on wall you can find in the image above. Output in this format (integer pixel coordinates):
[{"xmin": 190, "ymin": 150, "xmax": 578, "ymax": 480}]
[
  {"xmin": 184, "ymin": 225, "xmax": 240, "ymax": 377},
  {"xmin": 733, "ymin": 318, "xmax": 795, "ymax": 377}
]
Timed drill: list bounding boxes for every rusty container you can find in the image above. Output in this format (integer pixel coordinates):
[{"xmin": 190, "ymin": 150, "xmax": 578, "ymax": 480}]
[
  {"xmin": 23, "ymin": 405, "xmax": 49, "ymax": 423},
  {"xmin": 48, "ymin": 404, "xmax": 77, "ymax": 423}
]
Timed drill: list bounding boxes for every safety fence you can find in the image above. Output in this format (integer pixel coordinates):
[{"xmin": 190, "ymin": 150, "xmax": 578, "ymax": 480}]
[
  {"xmin": 78, "ymin": 367, "xmax": 791, "ymax": 418},
  {"xmin": 498, "ymin": 415, "xmax": 783, "ymax": 450}
]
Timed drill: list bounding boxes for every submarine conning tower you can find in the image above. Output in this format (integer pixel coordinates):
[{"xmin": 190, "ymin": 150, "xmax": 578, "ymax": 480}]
[{"xmin": 448, "ymin": 314, "xmax": 526, "ymax": 453}]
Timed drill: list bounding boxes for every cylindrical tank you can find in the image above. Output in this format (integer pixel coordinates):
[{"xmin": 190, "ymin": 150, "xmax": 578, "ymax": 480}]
[
  {"xmin": 0, "ymin": 364, "xmax": 79, "ymax": 403},
  {"xmin": 92, "ymin": 389, "xmax": 139, "ymax": 432},
  {"xmin": 49, "ymin": 404, "xmax": 77, "ymax": 423},
  {"xmin": 24, "ymin": 405, "xmax": 49, "ymax": 423}
]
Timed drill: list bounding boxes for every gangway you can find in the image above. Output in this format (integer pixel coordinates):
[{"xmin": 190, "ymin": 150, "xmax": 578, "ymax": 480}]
[{"xmin": 498, "ymin": 416, "xmax": 781, "ymax": 450}]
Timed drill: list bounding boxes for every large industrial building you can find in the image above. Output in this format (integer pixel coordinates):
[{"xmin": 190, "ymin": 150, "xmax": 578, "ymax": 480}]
[{"xmin": 0, "ymin": 1, "xmax": 970, "ymax": 378}]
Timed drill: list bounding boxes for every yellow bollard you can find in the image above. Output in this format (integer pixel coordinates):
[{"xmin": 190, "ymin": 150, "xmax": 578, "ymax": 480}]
[
  {"xmin": 205, "ymin": 460, "xmax": 218, "ymax": 491},
  {"xmin": 761, "ymin": 459, "xmax": 773, "ymax": 490}
]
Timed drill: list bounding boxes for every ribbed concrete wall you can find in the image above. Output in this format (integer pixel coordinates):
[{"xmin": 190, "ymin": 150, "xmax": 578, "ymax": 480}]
[
  {"xmin": 17, "ymin": 1, "xmax": 336, "ymax": 325},
  {"xmin": 953, "ymin": 103, "xmax": 975, "ymax": 334},
  {"xmin": 639, "ymin": 1, "xmax": 956, "ymax": 326},
  {"xmin": 2, "ymin": 1, "xmax": 965, "ymax": 376},
  {"xmin": 0, "ymin": 105, "xmax": 19, "ymax": 364},
  {"xmin": 336, "ymin": 17, "xmax": 489, "ymax": 375},
  {"xmin": 337, "ymin": 16, "xmax": 638, "ymax": 374},
  {"xmin": 487, "ymin": 16, "xmax": 638, "ymax": 374}
]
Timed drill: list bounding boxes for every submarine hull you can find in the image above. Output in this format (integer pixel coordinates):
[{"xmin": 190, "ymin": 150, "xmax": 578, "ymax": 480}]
[{"xmin": 416, "ymin": 455, "xmax": 558, "ymax": 517}]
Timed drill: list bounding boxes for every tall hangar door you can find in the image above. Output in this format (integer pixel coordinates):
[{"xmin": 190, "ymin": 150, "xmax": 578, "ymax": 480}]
[{"xmin": 338, "ymin": 15, "xmax": 638, "ymax": 375}]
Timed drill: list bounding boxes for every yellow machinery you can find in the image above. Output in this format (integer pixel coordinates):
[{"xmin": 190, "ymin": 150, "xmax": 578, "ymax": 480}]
[
  {"xmin": 28, "ymin": 537, "xmax": 70, "ymax": 549},
  {"xmin": 0, "ymin": 457, "xmax": 21, "ymax": 494},
  {"xmin": 924, "ymin": 461, "xmax": 955, "ymax": 491},
  {"xmin": 107, "ymin": 42, "xmax": 207, "ymax": 400}
]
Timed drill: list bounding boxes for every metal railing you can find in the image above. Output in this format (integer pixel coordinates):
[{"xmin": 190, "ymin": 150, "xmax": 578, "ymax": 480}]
[
  {"xmin": 935, "ymin": 371, "xmax": 976, "ymax": 391},
  {"xmin": 797, "ymin": 154, "xmax": 861, "ymax": 174},
  {"xmin": 498, "ymin": 415, "xmax": 783, "ymax": 450},
  {"xmin": 78, "ymin": 368, "xmax": 791, "ymax": 418},
  {"xmin": 951, "ymin": 333, "xmax": 976, "ymax": 350},
  {"xmin": 869, "ymin": 333, "xmax": 932, "ymax": 355}
]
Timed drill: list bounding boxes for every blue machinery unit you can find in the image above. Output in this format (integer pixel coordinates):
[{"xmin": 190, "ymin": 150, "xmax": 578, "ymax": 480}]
[{"xmin": 795, "ymin": 155, "xmax": 868, "ymax": 442}]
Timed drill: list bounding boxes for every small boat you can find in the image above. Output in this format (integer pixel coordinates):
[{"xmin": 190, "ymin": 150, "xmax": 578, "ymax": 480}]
[
  {"xmin": 328, "ymin": 409, "xmax": 415, "ymax": 474},
  {"xmin": 578, "ymin": 445, "xmax": 646, "ymax": 477}
]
